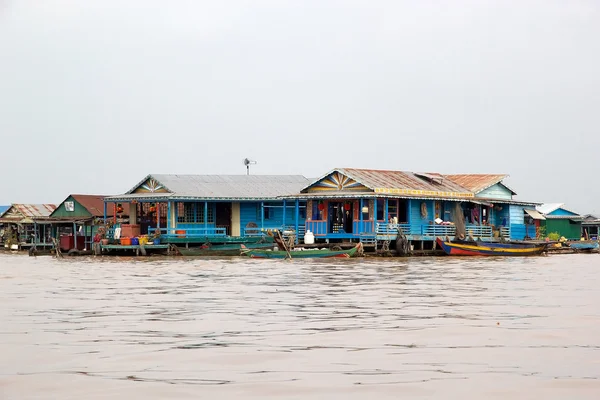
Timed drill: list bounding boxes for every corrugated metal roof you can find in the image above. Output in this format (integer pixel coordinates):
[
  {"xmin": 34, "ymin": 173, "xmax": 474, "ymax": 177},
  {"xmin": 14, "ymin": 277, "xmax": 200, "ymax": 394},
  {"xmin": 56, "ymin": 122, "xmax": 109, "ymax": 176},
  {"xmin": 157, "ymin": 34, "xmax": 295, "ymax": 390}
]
[
  {"xmin": 303, "ymin": 168, "xmax": 473, "ymax": 197},
  {"xmin": 524, "ymin": 209, "xmax": 546, "ymax": 220},
  {"xmin": 122, "ymin": 174, "xmax": 311, "ymax": 200},
  {"xmin": 536, "ymin": 203, "xmax": 579, "ymax": 216},
  {"xmin": 13, "ymin": 204, "xmax": 56, "ymax": 218},
  {"xmin": 536, "ymin": 203, "xmax": 563, "ymax": 215},
  {"xmin": 0, "ymin": 204, "xmax": 57, "ymax": 223},
  {"xmin": 444, "ymin": 174, "xmax": 514, "ymax": 194}
]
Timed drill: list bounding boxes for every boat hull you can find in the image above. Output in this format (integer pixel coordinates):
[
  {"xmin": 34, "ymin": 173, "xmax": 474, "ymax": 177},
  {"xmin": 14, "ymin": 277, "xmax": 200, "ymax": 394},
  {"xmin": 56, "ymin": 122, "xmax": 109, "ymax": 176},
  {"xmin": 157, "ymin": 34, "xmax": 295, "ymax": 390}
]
[
  {"xmin": 177, "ymin": 242, "xmax": 274, "ymax": 257},
  {"xmin": 436, "ymin": 238, "xmax": 547, "ymax": 256},
  {"xmin": 243, "ymin": 243, "xmax": 362, "ymax": 259},
  {"xmin": 568, "ymin": 241, "xmax": 599, "ymax": 251}
]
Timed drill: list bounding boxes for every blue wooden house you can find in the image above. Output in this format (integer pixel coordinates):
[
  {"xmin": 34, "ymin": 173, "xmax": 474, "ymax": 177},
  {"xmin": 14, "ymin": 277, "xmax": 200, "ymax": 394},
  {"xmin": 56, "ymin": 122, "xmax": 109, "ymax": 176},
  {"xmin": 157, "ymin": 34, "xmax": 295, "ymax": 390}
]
[
  {"xmin": 446, "ymin": 174, "xmax": 539, "ymax": 240},
  {"xmin": 283, "ymin": 169, "xmax": 540, "ymax": 247},
  {"xmin": 104, "ymin": 174, "xmax": 311, "ymax": 244}
]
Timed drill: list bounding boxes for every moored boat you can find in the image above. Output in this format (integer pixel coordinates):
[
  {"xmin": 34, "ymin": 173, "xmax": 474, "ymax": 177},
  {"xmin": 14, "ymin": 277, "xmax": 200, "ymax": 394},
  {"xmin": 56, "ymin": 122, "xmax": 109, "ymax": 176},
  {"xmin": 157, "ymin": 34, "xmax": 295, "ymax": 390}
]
[
  {"xmin": 241, "ymin": 242, "xmax": 363, "ymax": 259},
  {"xmin": 436, "ymin": 237, "xmax": 548, "ymax": 256},
  {"xmin": 567, "ymin": 240, "xmax": 599, "ymax": 252},
  {"xmin": 175, "ymin": 242, "xmax": 274, "ymax": 257}
]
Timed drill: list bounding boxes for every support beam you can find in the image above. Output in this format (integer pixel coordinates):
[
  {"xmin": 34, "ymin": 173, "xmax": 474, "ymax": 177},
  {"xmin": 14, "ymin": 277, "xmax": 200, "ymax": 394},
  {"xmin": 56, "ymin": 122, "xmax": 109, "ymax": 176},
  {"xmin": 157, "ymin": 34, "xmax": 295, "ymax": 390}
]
[
  {"xmin": 204, "ymin": 202, "xmax": 208, "ymax": 233},
  {"xmin": 373, "ymin": 198, "xmax": 378, "ymax": 232},
  {"xmin": 294, "ymin": 199, "xmax": 300, "ymax": 244},
  {"xmin": 282, "ymin": 199, "xmax": 286, "ymax": 230}
]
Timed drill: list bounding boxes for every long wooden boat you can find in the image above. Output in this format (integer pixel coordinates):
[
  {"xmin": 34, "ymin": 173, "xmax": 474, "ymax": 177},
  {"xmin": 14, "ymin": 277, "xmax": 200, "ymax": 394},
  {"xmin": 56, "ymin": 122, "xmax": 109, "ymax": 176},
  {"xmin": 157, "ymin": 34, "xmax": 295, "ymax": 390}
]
[
  {"xmin": 175, "ymin": 242, "xmax": 274, "ymax": 257},
  {"xmin": 241, "ymin": 242, "xmax": 363, "ymax": 259},
  {"xmin": 567, "ymin": 241, "xmax": 599, "ymax": 252},
  {"xmin": 436, "ymin": 237, "xmax": 548, "ymax": 256}
]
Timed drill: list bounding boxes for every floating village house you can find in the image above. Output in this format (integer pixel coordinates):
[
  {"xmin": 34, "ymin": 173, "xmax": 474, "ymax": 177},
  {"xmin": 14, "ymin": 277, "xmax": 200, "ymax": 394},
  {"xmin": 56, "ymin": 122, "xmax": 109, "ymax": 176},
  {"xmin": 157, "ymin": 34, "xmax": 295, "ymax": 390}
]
[
  {"xmin": 103, "ymin": 169, "xmax": 541, "ymax": 250},
  {"xmin": 49, "ymin": 195, "xmax": 129, "ymax": 253},
  {"xmin": 536, "ymin": 203, "xmax": 583, "ymax": 240},
  {"xmin": 283, "ymin": 168, "xmax": 540, "ymax": 248},
  {"xmin": 0, "ymin": 204, "xmax": 57, "ymax": 249},
  {"xmin": 581, "ymin": 214, "xmax": 600, "ymax": 240},
  {"xmin": 104, "ymin": 175, "xmax": 311, "ymax": 245}
]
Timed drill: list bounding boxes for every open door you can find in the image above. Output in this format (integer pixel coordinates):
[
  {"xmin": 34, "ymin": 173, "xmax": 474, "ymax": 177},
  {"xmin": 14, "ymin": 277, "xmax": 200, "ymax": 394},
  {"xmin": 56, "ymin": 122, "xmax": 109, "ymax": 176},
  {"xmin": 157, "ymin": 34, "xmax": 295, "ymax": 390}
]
[{"xmin": 216, "ymin": 202, "xmax": 232, "ymax": 236}]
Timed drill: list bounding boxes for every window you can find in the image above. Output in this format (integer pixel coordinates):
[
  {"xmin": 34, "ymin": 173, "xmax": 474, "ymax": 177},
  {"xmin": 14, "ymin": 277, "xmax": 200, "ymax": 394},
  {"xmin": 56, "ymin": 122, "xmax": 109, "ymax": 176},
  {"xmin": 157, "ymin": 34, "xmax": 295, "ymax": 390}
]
[
  {"xmin": 176, "ymin": 202, "xmax": 214, "ymax": 223},
  {"xmin": 65, "ymin": 201, "xmax": 75, "ymax": 212},
  {"xmin": 258, "ymin": 203, "xmax": 271, "ymax": 220}
]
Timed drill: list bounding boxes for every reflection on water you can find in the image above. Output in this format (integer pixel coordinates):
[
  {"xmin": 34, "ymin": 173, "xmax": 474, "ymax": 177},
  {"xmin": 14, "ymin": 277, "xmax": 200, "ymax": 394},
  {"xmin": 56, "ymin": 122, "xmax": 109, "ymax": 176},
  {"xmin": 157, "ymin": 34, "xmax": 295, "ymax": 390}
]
[{"xmin": 1, "ymin": 253, "xmax": 599, "ymax": 399}]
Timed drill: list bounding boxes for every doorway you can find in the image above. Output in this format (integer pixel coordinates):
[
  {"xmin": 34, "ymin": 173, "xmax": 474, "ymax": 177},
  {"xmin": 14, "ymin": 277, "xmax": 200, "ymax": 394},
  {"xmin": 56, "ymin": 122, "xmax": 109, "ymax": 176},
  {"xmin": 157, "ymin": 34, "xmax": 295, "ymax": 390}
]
[
  {"xmin": 328, "ymin": 201, "xmax": 353, "ymax": 233},
  {"xmin": 215, "ymin": 202, "xmax": 232, "ymax": 236}
]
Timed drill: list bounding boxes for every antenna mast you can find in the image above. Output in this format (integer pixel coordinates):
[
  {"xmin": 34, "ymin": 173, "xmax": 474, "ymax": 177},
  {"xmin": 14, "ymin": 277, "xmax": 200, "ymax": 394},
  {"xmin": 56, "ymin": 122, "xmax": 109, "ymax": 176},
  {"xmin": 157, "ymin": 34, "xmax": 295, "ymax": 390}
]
[{"xmin": 243, "ymin": 158, "xmax": 257, "ymax": 175}]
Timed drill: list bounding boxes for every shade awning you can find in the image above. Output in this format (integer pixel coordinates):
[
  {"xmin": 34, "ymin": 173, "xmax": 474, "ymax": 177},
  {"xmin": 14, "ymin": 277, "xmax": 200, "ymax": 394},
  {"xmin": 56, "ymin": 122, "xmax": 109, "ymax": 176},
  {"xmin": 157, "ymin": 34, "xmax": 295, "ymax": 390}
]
[
  {"xmin": 524, "ymin": 209, "xmax": 546, "ymax": 220},
  {"xmin": 469, "ymin": 199, "xmax": 493, "ymax": 207}
]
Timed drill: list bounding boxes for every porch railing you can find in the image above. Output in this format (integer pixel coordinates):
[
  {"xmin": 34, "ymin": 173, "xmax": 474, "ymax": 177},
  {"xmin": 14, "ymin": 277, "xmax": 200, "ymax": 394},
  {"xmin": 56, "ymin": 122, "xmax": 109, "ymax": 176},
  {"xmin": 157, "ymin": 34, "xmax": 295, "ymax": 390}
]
[
  {"xmin": 376, "ymin": 223, "xmax": 494, "ymax": 238},
  {"xmin": 148, "ymin": 227, "xmax": 227, "ymax": 238},
  {"xmin": 306, "ymin": 220, "xmax": 328, "ymax": 236}
]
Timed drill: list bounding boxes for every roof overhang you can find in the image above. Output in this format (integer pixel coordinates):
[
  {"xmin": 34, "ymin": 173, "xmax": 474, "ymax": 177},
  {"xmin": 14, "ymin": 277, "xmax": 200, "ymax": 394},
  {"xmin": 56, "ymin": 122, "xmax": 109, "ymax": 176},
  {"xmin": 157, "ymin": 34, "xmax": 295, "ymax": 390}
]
[
  {"xmin": 545, "ymin": 215, "xmax": 584, "ymax": 222},
  {"xmin": 105, "ymin": 193, "xmax": 285, "ymax": 202},
  {"xmin": 524, "ymin": 209, "xmax": 546, "ymax": 220}
]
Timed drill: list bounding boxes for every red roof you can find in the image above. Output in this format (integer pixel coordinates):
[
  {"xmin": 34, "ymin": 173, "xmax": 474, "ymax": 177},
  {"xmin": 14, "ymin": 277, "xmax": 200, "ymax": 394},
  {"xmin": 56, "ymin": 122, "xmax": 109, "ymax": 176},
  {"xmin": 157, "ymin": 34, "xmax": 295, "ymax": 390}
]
[
  {"xmin": 444, "ymin": 174, "xmax": 514, "ymax": 194},
  {"xmin": 71, "ymin": 194, "xmax": 129, "ymax": 217}
]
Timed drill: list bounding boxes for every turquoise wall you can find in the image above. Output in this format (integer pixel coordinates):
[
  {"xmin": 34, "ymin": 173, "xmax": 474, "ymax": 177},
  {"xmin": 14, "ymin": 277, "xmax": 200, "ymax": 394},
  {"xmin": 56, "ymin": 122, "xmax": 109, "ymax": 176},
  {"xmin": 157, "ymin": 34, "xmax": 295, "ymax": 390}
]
[{"xmin": 477, "ymin": 184, "xmax": 512, "ymax": 200}]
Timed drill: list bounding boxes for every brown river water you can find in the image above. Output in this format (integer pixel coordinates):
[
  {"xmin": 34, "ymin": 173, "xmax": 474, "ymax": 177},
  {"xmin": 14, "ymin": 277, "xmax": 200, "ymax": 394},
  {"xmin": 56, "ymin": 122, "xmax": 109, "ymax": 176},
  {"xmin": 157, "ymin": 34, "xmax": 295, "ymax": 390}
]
[{"xmin": 0, "ymin": 253, "xmax": 599, "ymax": 399}]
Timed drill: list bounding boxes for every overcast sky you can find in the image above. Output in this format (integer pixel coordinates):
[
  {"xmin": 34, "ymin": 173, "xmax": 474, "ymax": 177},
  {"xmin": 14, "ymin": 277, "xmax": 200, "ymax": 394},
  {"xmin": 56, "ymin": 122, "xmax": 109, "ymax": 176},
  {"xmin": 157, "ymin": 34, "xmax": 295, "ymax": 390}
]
[{"xmin": 1, "ymin": 0, "xmax": 598, "ymax": 212}]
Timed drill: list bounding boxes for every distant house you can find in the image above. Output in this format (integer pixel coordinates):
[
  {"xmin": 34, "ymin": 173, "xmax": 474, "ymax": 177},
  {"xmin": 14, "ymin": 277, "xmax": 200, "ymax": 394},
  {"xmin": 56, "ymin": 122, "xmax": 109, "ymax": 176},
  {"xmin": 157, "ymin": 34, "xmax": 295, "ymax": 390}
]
[
  {"xmin": 535, "ymin": 203, "xmax": 583, "ymax": 240},
  {"xmin": 580, "ymin": 214, "xmax": 600, "ymax": 240},
  {"xmin": 50, "ymin": 195, "xmax": 129, "ymax": 252},
  {"xmin": 0, "ymin": 204, "xmax": 57, "ymax": 249}
]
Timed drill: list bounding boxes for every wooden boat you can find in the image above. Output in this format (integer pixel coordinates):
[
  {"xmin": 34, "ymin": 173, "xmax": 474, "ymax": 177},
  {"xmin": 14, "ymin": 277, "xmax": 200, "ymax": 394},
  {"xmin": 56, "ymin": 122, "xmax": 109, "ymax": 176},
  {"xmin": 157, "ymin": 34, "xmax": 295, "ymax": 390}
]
[
  {"xmin": 241, "ymin": 242, "xmax": 363, "ymax": 259},
  {"xmin": 436, "ymin": 237, "xmax": 548, "ymax": 256},
  {"xmin": 567, "ymin": 241, "xmax": 599, "ymax": 252},
  {"xmin": 175, "ymin": 242, "xmax": 274, "ymax": 257}
]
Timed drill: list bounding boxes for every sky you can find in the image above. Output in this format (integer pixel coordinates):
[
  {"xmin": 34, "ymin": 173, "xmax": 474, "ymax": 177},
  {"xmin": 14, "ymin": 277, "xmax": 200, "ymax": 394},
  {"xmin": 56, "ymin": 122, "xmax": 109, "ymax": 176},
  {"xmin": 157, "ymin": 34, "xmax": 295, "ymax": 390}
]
[{"xmin": 0, "ymin": 0, "xmax": 598, "ymax": 213}]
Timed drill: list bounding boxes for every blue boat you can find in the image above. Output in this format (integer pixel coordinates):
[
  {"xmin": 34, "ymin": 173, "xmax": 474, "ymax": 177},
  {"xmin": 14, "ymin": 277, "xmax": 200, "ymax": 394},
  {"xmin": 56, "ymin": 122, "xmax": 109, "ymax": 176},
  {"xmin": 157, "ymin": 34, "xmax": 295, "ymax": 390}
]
[{"xmin": 567, "ymin": 241, "xmax": 599, "ymax": 252}]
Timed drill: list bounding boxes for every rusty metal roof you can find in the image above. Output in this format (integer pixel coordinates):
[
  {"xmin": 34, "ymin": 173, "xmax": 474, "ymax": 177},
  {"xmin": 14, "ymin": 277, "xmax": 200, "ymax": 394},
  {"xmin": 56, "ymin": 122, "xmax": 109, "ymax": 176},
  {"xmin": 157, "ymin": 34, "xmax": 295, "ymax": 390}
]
[
  {"xmin": 72, "ymin": 195, "xmax": 129, "ymax": 217},
  {"xmin": 0, "ymin": 204, "xmax": 57, "ymax": 223},
  {"xmin": 444, "ymin": 174, "xmax": 514, "ymax": 195},
  {"xmin": 302, "ymin": 168, "xmax": 473, "ymax": 198}
]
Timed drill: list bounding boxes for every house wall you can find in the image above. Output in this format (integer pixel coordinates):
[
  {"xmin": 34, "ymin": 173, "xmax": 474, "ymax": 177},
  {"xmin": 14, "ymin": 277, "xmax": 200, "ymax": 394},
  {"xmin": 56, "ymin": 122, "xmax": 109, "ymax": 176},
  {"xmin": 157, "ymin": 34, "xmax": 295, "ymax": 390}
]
[
  {"xmin": 509, "ymin": 205, "xmax": 526, "ymax": 225},
  {"xmin": 477, "ymin": 184, "xmax": 513, "ymax": 200},
  {"xmin": 543, "ymin": 220, "xmax": 582, "ymax": 240},
  {"xmin": 240, "ymin": 201, "xmax": 306, "ymax": 233},
  {"xmin": 51, "ymin": 197, "xmax": 93, "ymax": 219},
  {"xmin": 410, "ymin": 200, "xmax": 434, "ymax": 226},
  {"xmin": 508, "ymin": 205, "xmax": 539, "ymax": 240}
]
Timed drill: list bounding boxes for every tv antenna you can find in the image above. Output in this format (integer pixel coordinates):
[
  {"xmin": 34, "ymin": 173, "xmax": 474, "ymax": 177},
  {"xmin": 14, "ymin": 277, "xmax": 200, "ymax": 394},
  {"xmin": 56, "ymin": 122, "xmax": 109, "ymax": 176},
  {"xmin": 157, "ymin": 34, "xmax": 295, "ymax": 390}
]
[{"xmin": 243, "ymin": 158, "xmax": 257, "ymax": 175}]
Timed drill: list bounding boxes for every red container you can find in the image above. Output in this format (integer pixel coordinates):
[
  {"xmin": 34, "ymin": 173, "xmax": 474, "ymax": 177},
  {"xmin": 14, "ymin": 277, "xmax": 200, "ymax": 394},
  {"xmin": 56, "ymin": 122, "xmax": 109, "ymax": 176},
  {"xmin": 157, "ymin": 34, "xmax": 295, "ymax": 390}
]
[
  {"xmin": 60, "ymin": 235, "xmax": 86, "ymax": 251},
  {"xmin": 120, "ymin": 237, "xmax": 132, "ymax": 246},
  {"xmin": 60, "ymin": 235, "xmax": 74, "ymax": 251}
]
